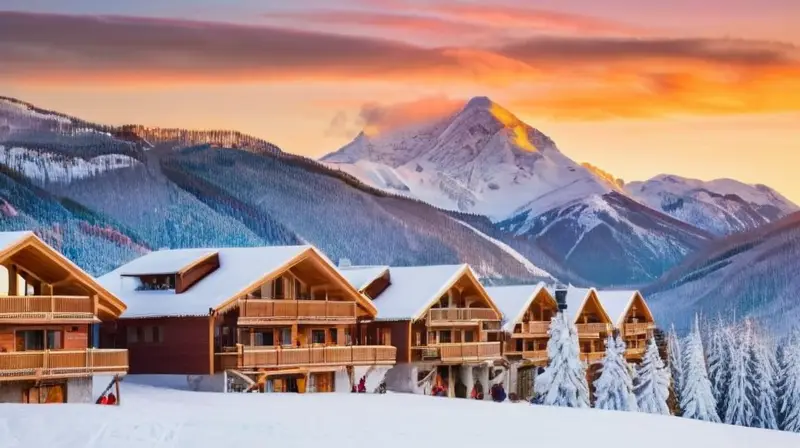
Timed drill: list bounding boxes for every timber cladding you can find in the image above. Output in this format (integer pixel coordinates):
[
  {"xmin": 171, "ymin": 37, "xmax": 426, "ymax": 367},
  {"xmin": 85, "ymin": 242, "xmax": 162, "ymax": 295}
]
[
  {"xmin": 177, "ymin": 254, "xmax": 220, "ymax": 294},
  {"xmin": 362, "ymin": 321, "xmax": 410, "ymax": 363},
  {"xmin": 116, "ymin": 316, "xmax": 210, "ymax": 375}
]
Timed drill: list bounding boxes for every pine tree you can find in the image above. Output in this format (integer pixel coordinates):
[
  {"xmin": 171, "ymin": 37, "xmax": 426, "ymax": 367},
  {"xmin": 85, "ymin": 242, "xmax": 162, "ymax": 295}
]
[
  {"xmin": 534, "ymin": 312, "xmax": 590, "ymax": 408},
  {"xmin": 706, "ymin": 318, "xmax": 733, "ymax": 417},
  {"xmin": 779, "ymin": 329, "xmax": 800, "ymax": 432},
  {"xmin": 667, "ymin": 324, "xmax": 684, "ymax": 412},
  {"xmin": 724, "ymin": 323, "xmax": 754, "ymax": 426},
  {"xmin": 680, "ymin": 315, "xmax": 720, "ymax": 422},
  {"xmin": 749, "ymin": 332, "xmax": 779, "ymax": 430},
  {"xmin": 594, "ymin": 335, "xmax": 638, "ymax": 412},
  {"xmin": 635, "ymin": 337, "xmax": 671, "ymax": 415}
]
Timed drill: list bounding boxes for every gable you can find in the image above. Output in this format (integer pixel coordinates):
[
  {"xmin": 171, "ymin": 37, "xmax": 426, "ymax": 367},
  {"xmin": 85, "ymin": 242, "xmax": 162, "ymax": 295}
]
[
  {"xmin": 623, "ymin": 292, "xmax": 655, "ymax": 325},
  {"xmin": 574, "ymin": 290, "xmax": 613, "ymax": 324},
  {"xmin": 423, "ymin": 268, "xmax": 502, "ymax": 319},
  {"xmin": 0, "ymin": 232, "xmax": 126, "ymax": 319}
]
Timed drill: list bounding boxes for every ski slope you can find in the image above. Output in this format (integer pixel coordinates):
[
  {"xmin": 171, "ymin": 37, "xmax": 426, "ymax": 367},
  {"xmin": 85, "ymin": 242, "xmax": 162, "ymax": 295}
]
[{"xmin": 0, "ymin": 375, "xmax": 797, "ymax": 447}]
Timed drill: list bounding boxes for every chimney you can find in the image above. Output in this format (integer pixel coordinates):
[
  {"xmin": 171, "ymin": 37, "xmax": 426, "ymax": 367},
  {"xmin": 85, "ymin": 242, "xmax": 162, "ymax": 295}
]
[
  {"xmin": 338, "ymin": 258, "xmax": 352, "ymax": 268},
  {"xmin": 554, "ymin": 283, "xmax": 568, "ymax": 312}
]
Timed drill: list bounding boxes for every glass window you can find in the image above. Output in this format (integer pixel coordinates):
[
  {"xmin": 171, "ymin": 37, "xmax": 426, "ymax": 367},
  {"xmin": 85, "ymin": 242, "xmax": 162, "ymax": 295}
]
[
  {"xmin": 311, "ymin": 330, "xmax": 325, "ymax": 344},
  {"xmin": 273, "ymin": 277, "xmax": 284, "ymax": 299},
  {"xmin": 16, "ymin": 330, "xmax": 44, "ymax": 351},
  {"xmin": 153, "ymin": 326, "xmax": 163, "ymax": 343},
  {"xmin": 47, "ymin": 330, "xmax": 62, "ymax": 349},
  {"xmin": 280, "ymin": 328, "xmax": 292, "ymax": 346},
  {"xmin": 463, "ymin": 331, "xmax": 474, "ymax": 343},
  {"xmin": 254, "ymin": 331, "xmax": 275, "ymax": 346},
  {"xmin": 439, "ymin": 330, "xmax": 452, "ymax": 344},
  {"xmin": 344, "ymin": 328, "xmax": 352, "ymax": 346},
  {"xmin": 329, "ymin": 328, "xmax": 337, "ymax": 345}
]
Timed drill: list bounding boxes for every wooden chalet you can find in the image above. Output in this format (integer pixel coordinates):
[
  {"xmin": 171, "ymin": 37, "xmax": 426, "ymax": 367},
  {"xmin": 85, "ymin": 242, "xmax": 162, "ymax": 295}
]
[
  {"xmin": 98, "ymin": 245, "xmax": 395, "ymax": 394},
  {"xmin": 0, "ymin": 231, "xmax": 129, "ymax": 403},
  {"xmin": 340, "ymin": 264, "xmax": 504, "ymax": 399},
  {"xmin": 565, "ymin": 286, "xmax": 614, "ymax": 365},
  {"xmin": 485, "ymin": 283, "xmax": 558, "ymax": 400},
  {"xmin": 594, "ymin": 290, "xmax": 657, "ymax": 362}
]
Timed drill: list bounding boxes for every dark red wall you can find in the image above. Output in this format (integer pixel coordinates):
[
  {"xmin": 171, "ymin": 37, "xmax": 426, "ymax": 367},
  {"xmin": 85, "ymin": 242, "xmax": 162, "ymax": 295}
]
[
  {"xmin": 363, "ymin": 320, "xmax": 410, "ymax": 363},
  {"xmin": 115, "ymin": 317, "xmax": 211, "ymax": 375}
]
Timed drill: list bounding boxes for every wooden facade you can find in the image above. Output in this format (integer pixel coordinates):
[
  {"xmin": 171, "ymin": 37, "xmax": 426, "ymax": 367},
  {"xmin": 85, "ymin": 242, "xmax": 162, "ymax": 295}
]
[
  {"xmin": 0, "ymin": 232, "xmax": 128, "ymax": 403},
  {"xmin": 502, "ymin": 287, "xmax": 559, "ymax": 366},
  {"xmin": 614, "ymin": 292, "xmax": 657, "ymax": 362},
  {"xmin": 571, "ymin": 289, "xmax": 614, "ymax": 365},
  {"xmin": 107, "ymin": 247, "xmax": 395, "ymax": 393}
]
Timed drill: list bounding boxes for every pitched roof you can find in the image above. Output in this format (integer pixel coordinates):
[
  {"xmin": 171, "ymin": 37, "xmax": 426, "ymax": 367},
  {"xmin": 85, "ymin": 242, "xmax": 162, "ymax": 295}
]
[
  {"xmin": 594, "ymin": 290, "xmax": 651, "ymax": 327},
  {"xmin": 485, "ymin": 283, "xmax": 548, "ymax": 333},
  {"xmin": 0, "ymin": 230, "xmax": 126, "ymax": 318},
  {"xmin": 338, "ymin": 265, "xmax": 389, "ymax": 292},
  {"xmin": 118, "ymin": 249, "xmax": 217, "ymax": 276},
  {"xmin": 366, "ymin": 264, "xmax": 495, "ymax": 321},
  {"xmin": 99, "ymin": 246, "xmax": 313, "ymax": 318}
]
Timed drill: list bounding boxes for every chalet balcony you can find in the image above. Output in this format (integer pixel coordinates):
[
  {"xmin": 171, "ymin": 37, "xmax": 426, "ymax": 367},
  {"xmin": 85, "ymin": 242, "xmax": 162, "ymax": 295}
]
[
  {"xmin": 427, "ymin": 308, "xmax": 499, "ymax": 325},
  {"xmin": 580, "ymin": 352, "xmax": 605, "ymax": 364},
  {"xmin": 411, "ymin": 342, "xmax": 502, "ymax": 363},
  {"xmin": 623, "ymin": 322, "xmax": 656, "ymax": 336},
  {"xmin": 237, "ymin": 299, "xmax": 357, "ymax": 325},
  {"xmin": 504, "ymin": 349, "xmax": 548, "ymax": 363},
  {"xmin": 625, "ymin": 346, "xmax": 646, "ymax": 359},
  {"xmin": 0, "ymin": 349, "xmax": 129, "ymax": 381},
  {"xmin": 511, "ymin": 321, "xmax": 550, "ymax": 338},
  {"xmin": 216, "ymin": 345, "xmax": 396, "ymax": 371},
  {"xmin": 576, "ymin": 323, "xmax": 612, "ymax": 338},
  {"xmin": 0, "ymin": 295, "xmax": 97, "ymax": 324}
]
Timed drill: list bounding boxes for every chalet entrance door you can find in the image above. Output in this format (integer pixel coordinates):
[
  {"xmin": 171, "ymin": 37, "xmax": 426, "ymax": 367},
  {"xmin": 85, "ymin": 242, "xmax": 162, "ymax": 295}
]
[
  {"xmin": 23, "ymin": 383, "xmax": 66, "ymax": 404},
  {"xmin": 517, "ymin": 367, "xmax": 535, "ymax": 401}
]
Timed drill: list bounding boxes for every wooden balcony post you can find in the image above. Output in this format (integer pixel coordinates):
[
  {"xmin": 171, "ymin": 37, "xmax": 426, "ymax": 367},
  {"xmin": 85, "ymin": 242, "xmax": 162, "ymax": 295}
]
[
  {"xmin": 50, "ymin": 295, "xmax": 55, "ymax": 315},
  {"xmin": 92, "ymin": 294, "xmax": 99, "ymax": 317}
]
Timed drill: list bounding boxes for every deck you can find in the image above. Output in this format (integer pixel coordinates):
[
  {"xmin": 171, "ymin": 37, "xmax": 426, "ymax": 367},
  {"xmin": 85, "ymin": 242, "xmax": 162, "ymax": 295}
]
[
  {"xmin": 0, "ymin": 349, "xmax": 129, "ymax": 381},
  {"xmin": 216, "ymin": 345, "xmax": 396, "ymax": 371},
  {"xmin": 411, "ymin": 342, "xmax": 502, "ymax": 363},
  {"xmin": 237, "ymin": 299, "xmax": 357, "ymax": 325},
  {"xmin": 623, "ymin": 322, "xmax": 656, "ymax": 336},
  {"xmin": 576, "ymin": 323, "xmax": 613, "ymax": 338},
  {"xmin": 426, "ymin": 308, "xmax": 499, "ymax": 326},
  {"xmin": 511, "ymin": 321, "xmax": 550, "ymax": 338},
  {"xmin": 0, "ymin": 295, "xmax": 98, "ymax": 324}
]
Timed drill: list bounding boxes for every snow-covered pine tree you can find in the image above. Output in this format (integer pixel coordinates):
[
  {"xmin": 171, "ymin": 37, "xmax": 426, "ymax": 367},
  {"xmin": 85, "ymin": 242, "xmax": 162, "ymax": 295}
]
[
  {"xmin": 779, "ymin": 329, "xmax": 800, "ymax": 432},
  {"xmin": 635, "ymin": 337, "xmax": 671, "ymax": 415},
  {"xmin": 748, "ymin": 331, "xmax": 779, "ymax": 430},
  {"xmin": 680, "ymin": 315, "xmax": 721, "ymax": 423},
  {"xmin": 667, "ymin": 324, "xmax": 684, "ymax": 413},
  {"xmin": 706, "ymin": 318, "xmax": 733, "ymax": 417},
  {"xmin": 534, "ymin": 312, "xmax": 590, "ymax": 408},
  {"xmin": 724, "ymin": 322, "xmax": 754, "ymax": 426},
  {"xmin": 594, "ymin": 335, "xmax": 638, "ymax": 412}
]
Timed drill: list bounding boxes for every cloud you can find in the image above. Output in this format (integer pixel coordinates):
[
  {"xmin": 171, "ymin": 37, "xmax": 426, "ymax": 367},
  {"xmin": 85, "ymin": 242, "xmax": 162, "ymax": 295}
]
[
  {"xmin": 357, "ymin": 96, "xmax": 465, "ymax": 133},
  {"xmin": 2, "ymin": 11, "xmax": 799, "ymax": 120}
]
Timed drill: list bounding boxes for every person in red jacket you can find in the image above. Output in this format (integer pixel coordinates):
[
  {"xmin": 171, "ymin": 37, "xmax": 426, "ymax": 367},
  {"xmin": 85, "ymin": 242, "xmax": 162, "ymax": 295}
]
[
  {"xmin": 98, "ymin": 394, "xmax": 109, "ymax": 405},
  {"xmin": 357, "ymin": 377, "xmax": 366, "ymax": 393},
  {"xmin": 107, "ymin": 393, "xmax": 117, "ymax": 405}
]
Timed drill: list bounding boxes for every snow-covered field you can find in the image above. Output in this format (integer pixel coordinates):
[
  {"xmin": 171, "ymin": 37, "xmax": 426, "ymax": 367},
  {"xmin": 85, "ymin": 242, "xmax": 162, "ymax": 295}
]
[{"xmin": 0, "ymin": 375, "xmax": 798, "ymax": 447}]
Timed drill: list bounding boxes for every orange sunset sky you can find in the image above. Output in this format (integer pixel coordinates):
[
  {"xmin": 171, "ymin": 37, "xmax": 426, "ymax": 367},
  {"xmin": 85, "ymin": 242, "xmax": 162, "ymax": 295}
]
[{"xmin": 1, "ymin": 1, "xmax": 799, "ymax": 201}]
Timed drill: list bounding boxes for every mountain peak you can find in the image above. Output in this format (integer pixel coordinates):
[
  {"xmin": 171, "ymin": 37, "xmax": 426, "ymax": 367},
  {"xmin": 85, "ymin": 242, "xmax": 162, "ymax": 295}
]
[{"xmin": 464, "ymin": 96, "xmax": 494, "ymax": 110}]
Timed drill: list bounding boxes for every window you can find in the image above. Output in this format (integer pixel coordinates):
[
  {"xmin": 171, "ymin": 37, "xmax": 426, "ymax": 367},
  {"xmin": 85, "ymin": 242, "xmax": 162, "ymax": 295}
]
[
  {"xmin": 438, "ymin": 330, "xmax": 452, "ymax": 344},
  {"xmin": 135, "ymin": 275, "xmax": 176, "ymax": 291},
  {"xmin": 143, "ymin": 326, "xmax": 154, "ymax": 343},
  {"xmin": 273, "ymin": 277, "xmax": 284, "ymax": 299},
  {"xmin": 153, "ymin": 326, "xmax": 163, "ymax": 343},
  {"xmin": 254, "ymin": 331, "xmax": 275, "ymax": 346},
  {"xmin": 463, "ymin": 331, "xmax": 474, "ymax": 343},
  {"xmin": 311, "ymin": 330, "xmax": 326, "ymax": 345},
  {"xmin": 15, "ymin": 330, "xmax": 61, "ymax": 351},
  {"xmin": 344, "ymin": 328, "xmax": 352, "ymax": 346},
  {"xmin": 329, "ymin": 328, "xmax": 338, "ymax": 345},
  {"xmin": 127, "ymin": 326, "xmax": 138, "ymax": 343},
  {"xmin": 415, "ymin": 331, "xmax": 422, "ymax": 346},
  {"xmin": 279, "ymin": 328, "xmax": 292, "ymax": 346}
]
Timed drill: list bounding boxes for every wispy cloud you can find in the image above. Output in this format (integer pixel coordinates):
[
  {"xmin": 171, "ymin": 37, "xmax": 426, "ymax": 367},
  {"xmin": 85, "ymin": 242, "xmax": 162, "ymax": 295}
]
[{"xmin": 2, "ymin": 11, "xmax": 799, "ymax": 120}]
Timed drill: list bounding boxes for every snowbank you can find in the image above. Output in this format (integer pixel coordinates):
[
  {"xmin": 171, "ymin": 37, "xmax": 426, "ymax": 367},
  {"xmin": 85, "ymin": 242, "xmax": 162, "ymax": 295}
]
[{"xmin": 0, "ymin": 375, "xmax": 797, "ymax": 447}]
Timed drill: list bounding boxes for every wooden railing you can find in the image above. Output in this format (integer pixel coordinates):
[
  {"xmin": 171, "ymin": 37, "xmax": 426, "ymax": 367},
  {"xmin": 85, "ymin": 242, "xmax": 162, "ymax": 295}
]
[
  {"xmin": 625, "ymin": 346, "xmax": 646, "ymax": 358},
  {"xmin": 238, "ymin": 299, "xmax": 357, "ymax": 323},
  {"xmin": 217, "ymin": 345, "xmax": 396, "ymax": 370},
  {"xmin": 522, "ymin": 350, "xmax": 548, "ymax": 362},
  {"xmin": 623, "ymin": 322, "xmax": 655, "ymax": 336},
  {"xmin": 411, "ymin": 342, "xmax": 501, "ymax": 362},
  {"xmin": 0, "ymin": 296, "xmax": 96, "ymax": 322},
  {"xmin": 576, "ymin": 323, "xmax": 612, "ymax": 336},
  {"xmin": 0, "ymin": 349, "xmax": 128, "ymax": 381},
  {"xmin": 520, "ymin": 321, "xmax": 550, "ymax": 336},
  {"xmin": 427, "ymin": 308, "xmax": 499, "ymax": 323},
  {"xmin": 581, "ymin": 352, "xmax": 605, "ymax": 364}
]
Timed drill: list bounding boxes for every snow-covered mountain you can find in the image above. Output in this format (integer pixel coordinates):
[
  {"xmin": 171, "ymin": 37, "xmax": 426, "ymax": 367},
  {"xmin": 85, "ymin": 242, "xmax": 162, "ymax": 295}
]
[
  {"xmin": 626, "ymin": 174, "xmax": 798, "ymax": 236},
  {"xmin": 323, "ymin": 96, "xmax": 712, "ymax": 285},
  {"xmin": 323, "ymin": 96, "xmax": 622, "ymax": 221},
  {"xmin": 646, "ymin": 211, "xmax": 800, "ymax": 336}
]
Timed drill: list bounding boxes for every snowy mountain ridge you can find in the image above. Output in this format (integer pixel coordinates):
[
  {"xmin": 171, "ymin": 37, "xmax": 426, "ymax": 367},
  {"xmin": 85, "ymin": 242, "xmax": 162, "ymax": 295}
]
[
  {"xmin": 626, "ymin": 174, "xmax": 798, "ymax": 236},
  {"xmin": 323, "ymin": 96, "xmax": 618, "ymax": 221}
]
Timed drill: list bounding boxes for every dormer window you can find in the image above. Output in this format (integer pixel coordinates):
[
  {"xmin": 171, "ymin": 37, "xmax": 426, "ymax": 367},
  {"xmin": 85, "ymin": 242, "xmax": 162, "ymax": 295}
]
[{"xmin": 134, "ymin": 274, "xmax": 176, "ymax": 291}]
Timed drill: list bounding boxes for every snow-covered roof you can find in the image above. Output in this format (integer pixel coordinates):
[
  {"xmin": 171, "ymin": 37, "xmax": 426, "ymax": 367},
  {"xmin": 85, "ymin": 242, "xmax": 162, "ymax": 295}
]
[
  {"xmin": 338, "ymin": 265, "xmax": 389, "ymax": 292},
  {"xmin": 594, "ymin": 290, "xmax": 653, "ymax": 327},
  {"xmin": 118, "ymin": 249, "xmax": 218, "ymax": 276},
  {"xmin": 0, "ymin": 231, "xmax": 33, "ymax": 255},
  {"xmin": 563, "ymin": 285, "xmax": 606, "ymax": 323},
  {"xmin": 99, "ymin": 246, "xmax": 312, "ymax": 318},
  {"xmin": 485, "ymin": 283, "xmax": 548, "ymax": 333},
  {"xmin": 369, "ymin": 264, "xmax": 487, "ymax": 321}
]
